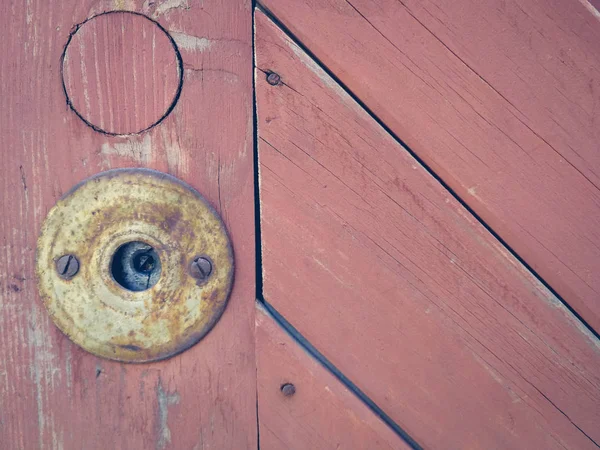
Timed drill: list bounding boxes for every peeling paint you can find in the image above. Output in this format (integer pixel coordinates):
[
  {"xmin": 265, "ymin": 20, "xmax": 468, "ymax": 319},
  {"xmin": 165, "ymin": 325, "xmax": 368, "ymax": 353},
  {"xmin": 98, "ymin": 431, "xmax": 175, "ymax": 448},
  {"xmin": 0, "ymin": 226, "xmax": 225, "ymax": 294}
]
[
  {"xmin": 52, "ymin": 428, "xmax": 64, "ymax": 450},
  {"xmin": 101, "ymin": 134, "xmax": 153, "ymax": 163},
  {"xmin": 64, "ymin": 346, "xmax": 72, "ymax": 391},
  {"xmin": 27, "ymin": 303, "xmax": 62, "ymax": 450},
  {"xmin": 171, "ymin": 32, "xmax": 213, "ymax": 52},
  {"xmin": 156, "ymin": 379, "xmax": 180, "ymax": 450},
  {"xmin": 159, "ymin": 126, "xmax": 189, "ymax": 175},
  {"xmin": 487, "ymin": 236, "xmax": 600, "ymax": 353},
  {"xmin": 75, "ymin": 29, "xmax": 92, "ymax": 121},
  {"xmin": 152, "ymin": 0, "xmax": 190, "ymax": 18},
  {"xmin": 241, "ymin": 112, "xmax": 253, "ymax": 158},
  {"xmin": 283, "ymin": 30, "xmax": 349, "ymax": 103},
  {"xmin": 25, "ymin": 0, "xmax": 33, "ymax": 25}
]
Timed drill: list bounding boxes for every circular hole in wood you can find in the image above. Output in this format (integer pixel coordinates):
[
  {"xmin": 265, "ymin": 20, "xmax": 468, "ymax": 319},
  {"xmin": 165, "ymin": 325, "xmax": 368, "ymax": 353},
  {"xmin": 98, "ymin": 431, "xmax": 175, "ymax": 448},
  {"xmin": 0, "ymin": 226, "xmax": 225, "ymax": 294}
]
[{"xmin": 61, "ymin": 11, "xmax": 183, "ymax": 135}]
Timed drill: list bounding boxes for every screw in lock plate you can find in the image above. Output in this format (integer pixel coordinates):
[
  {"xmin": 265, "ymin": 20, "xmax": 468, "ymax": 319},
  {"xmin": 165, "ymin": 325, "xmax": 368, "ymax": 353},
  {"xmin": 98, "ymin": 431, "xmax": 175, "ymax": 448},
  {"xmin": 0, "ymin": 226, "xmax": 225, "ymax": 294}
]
[
  {"xmin": 266, "ymin": 72, "xmax": 281, "ymax": 86},
  {"xmin": 55, "ymin": 254, "xmax": 80, "ymax": 280},
  {"xmin": 190, "ymin": 256, "xmax": 213, "ymax": 282}
]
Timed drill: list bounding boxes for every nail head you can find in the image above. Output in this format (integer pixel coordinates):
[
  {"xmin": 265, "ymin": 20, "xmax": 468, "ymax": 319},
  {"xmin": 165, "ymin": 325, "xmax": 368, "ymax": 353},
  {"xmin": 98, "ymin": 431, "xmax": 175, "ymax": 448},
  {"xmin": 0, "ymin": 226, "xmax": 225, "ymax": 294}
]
[
  {"xmin": 281, "ymin": 383, "xmax": 296, "ymax": 397},
  {"xmin": 267, "ymin": 72, "xmax": 281, "ymax": 86}
]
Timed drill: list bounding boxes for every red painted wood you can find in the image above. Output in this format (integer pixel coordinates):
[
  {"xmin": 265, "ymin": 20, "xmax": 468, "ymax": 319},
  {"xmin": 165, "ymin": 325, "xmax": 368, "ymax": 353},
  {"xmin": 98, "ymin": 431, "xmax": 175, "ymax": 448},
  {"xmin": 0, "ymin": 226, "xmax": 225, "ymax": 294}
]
[
  {"xmin": 256, "ymin": 10, "xmax": 600, "ymax": 449},
  {"xmin": 256, "ymin": 304, "xmax": 410, "ymax": 450},
  {"xmin": 62, "ymin": 11, "xmax": 181, "ymax": 135},
  {"xmin": 0, "ymin": 1, "xmax": 255, "ymax": 449},
  {"xmin": 259, "ymin": 0, "xmax": 600, "ymax": 332}
]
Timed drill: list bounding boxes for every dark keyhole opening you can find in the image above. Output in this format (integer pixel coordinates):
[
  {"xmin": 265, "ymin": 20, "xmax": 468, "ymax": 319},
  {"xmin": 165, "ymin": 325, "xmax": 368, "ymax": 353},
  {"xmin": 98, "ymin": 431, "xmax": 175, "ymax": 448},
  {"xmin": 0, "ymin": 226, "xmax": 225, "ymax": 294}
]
[
  {"xmin": 134, "ymin": 253, "xmax": 155, "ymax": 273},
  {"xmin": 111, "ymin": 241, "xmax": 161, "ymax": 291}
]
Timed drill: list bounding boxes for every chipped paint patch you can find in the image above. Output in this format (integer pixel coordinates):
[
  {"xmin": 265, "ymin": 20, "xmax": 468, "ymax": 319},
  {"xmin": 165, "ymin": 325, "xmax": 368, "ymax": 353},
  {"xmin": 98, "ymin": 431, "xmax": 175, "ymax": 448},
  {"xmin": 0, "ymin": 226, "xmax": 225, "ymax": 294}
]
[
  {"xmin": 285, "ymin": 37, "xmax": 347, "ymax": 98},
  {"xmin": 156, "ymin": 379, "xmax": 180, "ymax": 450},
  {"xmin": 487, "ymin": 237, "xmax": 600, "ymax": 352},
  {"xmin": 27, "ymin": 303, "xmax": 62, "ymax": 450},
  {"xmin": 171, "ymin": 32, "xmax": 213, "ymax": 52},
  {"xmin": 272, "ymin": 17, "xmax": 350, "ymax": 105},
  {"xmin": 152, "ymin": 0, "xmax": 190, "ymax": 18},
  {"xmin": 159, "ymin": 126, "xmax": 189, "ymax": 175},
  {"xmin": 25, "ymin": 0, "xmax": 33, "ymax": 24},
  {"xmin": 101, "ymin": 134, "xmax": 153, "ymax": 164},
  {"xmin": 111, "ymin": 0, "xmax": 130, "ymax": 10},
  {"xmin": 64, "ymin": 346, "xmax": 72, "ymax": 391}
]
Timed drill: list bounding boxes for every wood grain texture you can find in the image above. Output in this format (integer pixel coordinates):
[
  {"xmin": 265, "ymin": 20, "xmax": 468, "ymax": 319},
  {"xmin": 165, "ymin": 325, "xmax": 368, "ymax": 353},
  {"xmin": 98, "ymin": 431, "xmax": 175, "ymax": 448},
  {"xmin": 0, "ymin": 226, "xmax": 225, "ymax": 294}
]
[
  {"xmin": 255, "ymin": 10, "xmax": 600, "ymax": 449},
  {"xmin": 0, "ymin": 1, "xmax": 255, "ymax": 449},
  {"xmin": 258, "ymin": 0, "xmax": 600, "ymax": 332},
  {"xmin": 256, "ymin": 304, "xmax": 411, "ymax": 450},
  {"xmin": 62, "ymin": 11, "xmax": 182, "ymax": 135}
]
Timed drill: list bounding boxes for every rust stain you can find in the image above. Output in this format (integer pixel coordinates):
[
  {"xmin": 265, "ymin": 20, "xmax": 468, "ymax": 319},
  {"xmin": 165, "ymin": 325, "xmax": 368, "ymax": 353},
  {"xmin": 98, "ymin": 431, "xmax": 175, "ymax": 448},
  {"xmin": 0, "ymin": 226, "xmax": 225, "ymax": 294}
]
[{"xmin": 35, "ymin": 168, "xmax": 234, "ymax": 362}]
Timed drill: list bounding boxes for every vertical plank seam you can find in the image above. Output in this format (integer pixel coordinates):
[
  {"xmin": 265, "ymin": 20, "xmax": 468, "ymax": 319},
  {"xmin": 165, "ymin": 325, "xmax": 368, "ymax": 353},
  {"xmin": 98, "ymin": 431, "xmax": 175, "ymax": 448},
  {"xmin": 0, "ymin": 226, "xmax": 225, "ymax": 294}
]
[
  {"xmin": 253, "ymin": 9, "xmax": 421, "ymax": 447},
  {"xmin": 255, "ymin": 299, "xmax": 424, "ymax": 450},
  {"xmin": 252, "ymin": 1, "xmax": 262, "ymax": 448}
]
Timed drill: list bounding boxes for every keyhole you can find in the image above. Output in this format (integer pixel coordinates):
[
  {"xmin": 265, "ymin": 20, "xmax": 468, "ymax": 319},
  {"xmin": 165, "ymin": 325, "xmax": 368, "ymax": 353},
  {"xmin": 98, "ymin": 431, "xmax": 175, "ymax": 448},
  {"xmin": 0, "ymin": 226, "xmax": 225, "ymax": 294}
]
[
  {"xmin": 111, "ymin": 241, "xmax": 161, "ymax": 291},
  {"xmin": 134, "ymin": 253, "xmax": 155, "ymax": 273}
]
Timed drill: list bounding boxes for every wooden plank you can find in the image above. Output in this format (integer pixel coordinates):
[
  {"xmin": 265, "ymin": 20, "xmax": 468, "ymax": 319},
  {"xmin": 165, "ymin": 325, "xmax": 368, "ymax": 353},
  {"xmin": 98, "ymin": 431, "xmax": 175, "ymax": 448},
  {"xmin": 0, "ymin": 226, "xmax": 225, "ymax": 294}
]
[
  {"xmin": 0, "ymin": 1, "xmax": 255, "ymax": 449},
  {"xmin": 258, "ymin": 0, "xmax": 600, "ymax": 332},
  {"xmin": 256, "ymin": 303, "xmax": 411, "ymax": 450},
  {"xmin": 255, "ymin": 10, "xmax": 600, "ymax": 449},
  {"xmin": 61, "ymin": 10, "xmax": 182, "ymax": 136}
]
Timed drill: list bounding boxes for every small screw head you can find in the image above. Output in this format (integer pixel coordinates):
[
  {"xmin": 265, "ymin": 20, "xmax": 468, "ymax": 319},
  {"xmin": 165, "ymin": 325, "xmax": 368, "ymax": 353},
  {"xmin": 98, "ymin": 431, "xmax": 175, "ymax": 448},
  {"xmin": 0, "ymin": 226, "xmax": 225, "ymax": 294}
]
[
  {"xmin": 190, "ymin": 256, "xmax": 213, "ymax": 282},
  {"xmin": 280, "ymin": 383, "xmax": 296, "ymax": 397},
  {"xmin": 55, "ymin": 254, "xmax": 80, "ymax": 279},
  {"xmin": 266, "ymin": 72, "xmax": 281, "ymax": 86}
]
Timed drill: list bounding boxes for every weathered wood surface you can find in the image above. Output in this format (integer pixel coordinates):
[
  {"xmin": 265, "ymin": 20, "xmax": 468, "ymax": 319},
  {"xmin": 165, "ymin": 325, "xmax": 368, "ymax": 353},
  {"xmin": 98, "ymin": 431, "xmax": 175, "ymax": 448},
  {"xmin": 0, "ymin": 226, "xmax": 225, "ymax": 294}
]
[
  {"xmin": 256, "ymin": 304, "xmax": 411, "ymax": 450},
  {"xmin": 62, "ymin": 11, "xmax": 182, "ymax": 135},
  {"xmin": 256, "ymin": 10, "xmax": 600, "ymax": 449},
  {"xmin": 258, "ymin": 0, "xmax": 600, "ymax": 332},
  {"xmin": 0, "ymin": 1, "xmax": 255, "ymax": 449}
]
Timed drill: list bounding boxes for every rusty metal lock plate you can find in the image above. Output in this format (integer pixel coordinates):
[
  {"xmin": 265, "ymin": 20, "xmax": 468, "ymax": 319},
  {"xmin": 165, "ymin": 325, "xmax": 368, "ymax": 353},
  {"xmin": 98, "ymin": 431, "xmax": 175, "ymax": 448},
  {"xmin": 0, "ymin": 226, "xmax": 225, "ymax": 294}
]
[{"xmin": 35, "ymin": 168, "xmax": 234, "ymax": 362}]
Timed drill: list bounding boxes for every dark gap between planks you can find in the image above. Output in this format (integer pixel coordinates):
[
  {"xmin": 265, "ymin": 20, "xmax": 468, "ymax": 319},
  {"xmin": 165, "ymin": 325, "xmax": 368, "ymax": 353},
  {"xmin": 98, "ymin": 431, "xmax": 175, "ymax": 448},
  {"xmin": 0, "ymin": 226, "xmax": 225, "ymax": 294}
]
[
  {"xmin": 252, "ymin": 4, "xmax": 422, "ymax": 449},
  {"xmin": 254, "ymin": 1, "xmax": 600, "ymax": 341}
]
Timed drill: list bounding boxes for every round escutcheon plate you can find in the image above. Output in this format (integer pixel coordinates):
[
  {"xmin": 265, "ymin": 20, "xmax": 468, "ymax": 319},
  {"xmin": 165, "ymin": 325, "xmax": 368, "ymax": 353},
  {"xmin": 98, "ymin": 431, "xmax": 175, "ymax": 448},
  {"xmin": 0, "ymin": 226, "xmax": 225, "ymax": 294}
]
[{"xmin": 35, "ymin": 169, "xmax": 234, "ymax": 362}]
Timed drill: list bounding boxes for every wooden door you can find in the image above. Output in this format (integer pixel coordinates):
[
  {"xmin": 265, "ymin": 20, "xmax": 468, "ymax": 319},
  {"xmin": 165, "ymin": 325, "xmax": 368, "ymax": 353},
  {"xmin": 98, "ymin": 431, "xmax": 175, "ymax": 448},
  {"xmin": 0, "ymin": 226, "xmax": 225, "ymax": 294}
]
[{"xmin": 1, "ymin": 1, "xmax": 599, "ymax": 449}]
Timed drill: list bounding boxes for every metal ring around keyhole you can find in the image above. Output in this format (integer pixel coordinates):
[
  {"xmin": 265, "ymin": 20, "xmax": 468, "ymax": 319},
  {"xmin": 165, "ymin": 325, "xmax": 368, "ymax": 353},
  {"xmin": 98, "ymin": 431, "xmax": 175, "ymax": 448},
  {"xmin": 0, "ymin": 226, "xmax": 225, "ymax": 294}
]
[{"xmin": 35, "ymin": 168, "xmax": 234, "ymax": 363}]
